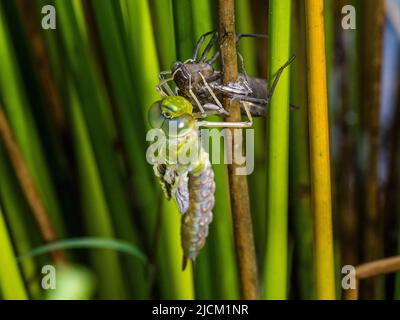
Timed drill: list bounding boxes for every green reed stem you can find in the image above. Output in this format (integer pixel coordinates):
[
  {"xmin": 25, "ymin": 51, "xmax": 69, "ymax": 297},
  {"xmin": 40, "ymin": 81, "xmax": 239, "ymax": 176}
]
[{"xmin": 264, "ymin": 0, "xmax": 292, "ymax": 299}]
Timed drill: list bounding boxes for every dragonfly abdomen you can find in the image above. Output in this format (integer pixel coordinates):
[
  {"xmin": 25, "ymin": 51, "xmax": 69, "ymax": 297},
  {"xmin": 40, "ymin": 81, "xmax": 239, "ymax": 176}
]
[{"xmin": 181, "ymin": 158, "xmax": 215, "ymax": 270}]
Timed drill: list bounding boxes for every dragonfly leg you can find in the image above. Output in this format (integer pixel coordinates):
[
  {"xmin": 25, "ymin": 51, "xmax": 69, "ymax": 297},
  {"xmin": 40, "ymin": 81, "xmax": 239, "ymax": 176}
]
[
  {"xmin": 237, "ymin": 53, "xmax": 253, "ymax": 93},
  {"xmin": 241, "ymin": 101, "xmax": 253, "ymax": 126},
  {"xmin": 194, "ymin": 102, "xmax": 266, "ymax": 118},
  {"xmin": 192, "ymin": 30, "xmax": 216, "ymax": 62},
  {"xmin": 198, "ymin": 72, "xmax": 229, "ymax": 116},
  {"xmin": 197, "ymin": 102, "xmax": 253, "ymax": 128},
  {"xmin": 207, "ymin": 50, "xmax": 220, "ymax": 65},
  {"xmin": 265, "ymin": 54, "xmax": 296, "ymax": 103},
  {"xmin": 229, "ymin": 94, "xmax": 268, "ymax": 105},
  {"xmin": 211, "ymin": 81, "xmax": 253, "ymax": 99},
  {"xmin": 157, "ymin": 71, "xmax": 175, "ymax": 96},
  {"xmin": 200, "ymin": 32, "xmax": 218, "ymax": 62},
  {"xmin": 204, "ymin": 71, "xmax": 221, "ymax": 83},
  {"xmin": 214, "ymin": 54, "xmax": 296, "ymax": 107},
  {"xmin": 236, "ymin": 33, "xmax": 268, "ymax": 42},
  {"xmin": 226, "ymin": 92, "xmax": 298, "ymax": 113},
  {"xmin": 192, "ymin": 103, "xmax": 233, "ymax": 119},
  {"xmin": 187, "ymin": 73, "xmax": 207, "ymax": 117},
  {"xmin": 213, "ymin": 58, "xmax": 297, "ymax": 111}
]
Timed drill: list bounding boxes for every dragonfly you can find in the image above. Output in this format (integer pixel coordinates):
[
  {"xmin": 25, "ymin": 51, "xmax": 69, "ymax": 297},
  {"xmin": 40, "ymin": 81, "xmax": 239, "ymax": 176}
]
[
  {"xmin": 148, "ymin": 95, "xmax": 253, "ymax": 270},
  {"xmin": 148, "ymin": 31, "xmax": 294, "ymax": 269}
]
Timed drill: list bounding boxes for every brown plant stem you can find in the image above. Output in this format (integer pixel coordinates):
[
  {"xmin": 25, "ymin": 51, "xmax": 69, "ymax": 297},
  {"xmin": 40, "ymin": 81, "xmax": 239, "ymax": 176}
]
[
  {"xmin": 0, "ymin": 107, "xmax": 65, "ymax": 264},
  {"xmin": 385, "ymin": 82, "xmax": 400, "ymax": 236},
  {"xmin": 16, "ymin": 0, "xmax": 65, "ymax": 137},
  {"xmin": 218, "ymin": 0, "xmax": 258, "ymax": 300},
  {"xmin": 361, "ymin": 0, "xmax": 385, "ymax": 298},
  {"xmin": 344, "ymin": 256, "xmax": 400, "ymax": 300},
  {"xmin": 334, "ymin": 0, "xmax": 358, "ymax": 267}
]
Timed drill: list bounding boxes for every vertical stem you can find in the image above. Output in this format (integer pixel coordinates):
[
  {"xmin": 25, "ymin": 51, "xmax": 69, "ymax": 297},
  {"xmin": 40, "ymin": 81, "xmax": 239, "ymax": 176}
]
[
  {"xmin": 16, "ymin": 0, "xmax": 65, "ymax": 137},
  {"xmin": 69, "ymin": 84, "xmax": 128, "ymax": 299},
  {"xmin": 173, "ymin": 0, "xmax": 194, "ymax": 60},
  {"xmin": 361, "ymin": 0, "xmax": 385, "ymax": 299},
  {"xmin": 235, "ymin": 0, "xmax": 267, "ymax": 262},
  {"xmin": 335, "ymin": 0, "xmax": 358, "ymax": 269},
  {"xmin": 391, "ymin": 80, "xmax": 400, "ymax": 299},
  {"xmin": 324, "ymin": 0, "xmax": 334, "ymax": 120},
  {"xmin": 149, "ymin": 0, "xmax": 176, "ymax": 70},
  {"xmin": 290, "ymin": 0, "xmax": 314, "ymax": 300},
  {"xmin": 343, "ymin": 279, "xmax": 359, "ymax": 300},
  {"xmin": 191, "ymin": 0, "xmax": 239, "ymax": 299},
  {"xmin": 0, "ymin": 107, "xmax": 65, "ymax": 264},
  {"xmin": 264, "ymin": 0, "xmax": 292, "ymax": 300},
  {"xmin": 218, "ymin": 0, "xmax": 258, "ymax": 300},
  {"xmin": 0, "ymin": 205, "xmax": 28, "ymax": 300},
  {"xmin": 305, "ymin": 0, "xmax": 336, "ymax": 299}
]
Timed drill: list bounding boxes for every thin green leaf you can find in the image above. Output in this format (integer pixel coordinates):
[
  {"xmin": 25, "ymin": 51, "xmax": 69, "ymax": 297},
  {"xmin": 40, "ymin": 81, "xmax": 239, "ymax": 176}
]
[
  {"xmin": 18, "ymin": 237, "xmax": 147, "ymax": 265},
  {"xmin": 0, "ymin": 204, "xmax": 28, "ymax": 300}
]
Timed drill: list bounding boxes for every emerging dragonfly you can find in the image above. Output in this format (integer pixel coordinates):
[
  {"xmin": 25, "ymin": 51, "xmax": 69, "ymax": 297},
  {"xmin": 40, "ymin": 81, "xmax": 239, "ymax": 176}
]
[
  {"xmin": 157, "ymin": 30, "xmax": 296, "ymax": 118},
  {"xmin": 149, "ymin": 31, "xmax": 294, "ymax": 269},
  {"xmin": 148, "ymin": 95, "xmax": 253, "ymax": 270}
]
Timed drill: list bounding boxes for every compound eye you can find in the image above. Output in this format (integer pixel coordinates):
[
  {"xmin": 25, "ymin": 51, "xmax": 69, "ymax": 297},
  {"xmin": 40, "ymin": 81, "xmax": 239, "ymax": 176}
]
[
  {"xmin": 171, "ymin": 61, "xmax": 182, "ymax": 72},
  {"xmin": 161, "ymin": 114, "xmax": 195, "ymax": 138},
  {"xmin": 148, "ymin": 101, "xmax": 164, "ymax": 129}
]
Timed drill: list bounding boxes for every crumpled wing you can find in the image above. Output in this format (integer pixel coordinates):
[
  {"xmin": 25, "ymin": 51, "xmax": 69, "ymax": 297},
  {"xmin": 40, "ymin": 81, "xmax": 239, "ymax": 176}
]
[
  {"xmin": 153, "ymin": 164, "xmax": 190, "ymax": 214},
  {"xmin": 173, "ymin": 174, "xmax": 189, "ymax": 214},
  {"xmin": 153, "ymin": 164, "xmax": 172, "ymax": 200}
]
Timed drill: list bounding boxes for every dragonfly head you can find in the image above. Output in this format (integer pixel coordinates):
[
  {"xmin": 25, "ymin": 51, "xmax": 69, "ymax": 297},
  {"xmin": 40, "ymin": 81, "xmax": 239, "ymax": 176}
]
[
  {"xmin": 148, "ymin": 96, "xmax": 195, "ymax": 138},
  {"xmin": 171, "ymin": 61, "xmax": 183, "ymax": 73}
]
